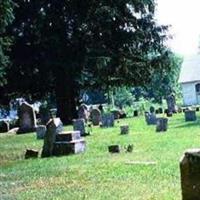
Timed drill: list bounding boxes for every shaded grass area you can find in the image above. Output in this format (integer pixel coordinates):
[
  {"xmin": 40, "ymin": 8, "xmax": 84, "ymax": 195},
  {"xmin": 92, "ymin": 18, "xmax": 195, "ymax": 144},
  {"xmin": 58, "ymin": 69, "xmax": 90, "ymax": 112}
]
[{"xmin": 1, "ymin": 113, "xmax": 200, "ymax": 199}]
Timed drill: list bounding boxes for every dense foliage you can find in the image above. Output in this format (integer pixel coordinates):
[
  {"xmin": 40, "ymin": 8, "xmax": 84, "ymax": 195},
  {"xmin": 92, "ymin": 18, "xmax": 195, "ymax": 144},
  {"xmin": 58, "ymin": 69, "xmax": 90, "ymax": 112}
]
[{"xmin": 2, "ymin": 0, "xmax": 170, "ymax": 123}]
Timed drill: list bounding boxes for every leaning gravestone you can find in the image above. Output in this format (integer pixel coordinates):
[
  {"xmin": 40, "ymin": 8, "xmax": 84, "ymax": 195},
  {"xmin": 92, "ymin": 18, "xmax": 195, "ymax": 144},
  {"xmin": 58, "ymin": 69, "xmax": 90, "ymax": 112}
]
[
  {"xmin": 0, "ymin": 121, "xmax": 9, "ymax": 133},
  {"xmin": 36, "ymin": 125, "xmax": 46, "ymax": 139},
  {"xmin": 41, "ymin": 118, "xmax": 63, "ymax": 158},
  {"xmin": 101, "ymin": 113, "xmax": 115, "ymax": 128},
  {"xmin": 156, "ymin": 118, "xmax": 168, "ymax": 132},
  {"xmin": 180, "ymin": 149, "xmax": 200, "ymax": 200},
  {"xmin": 90, "ymin": 108, "xmax": 101, "ymax": 126},
  {"xmin": 73, "ymin": 119, "xmax": 88, "ymax": 136},
  {"xmin": 185, "ymin": 110, "xmax": 197, "ymax": 122},
  {"xmin": 145, "ymin": 112, "xmax": 157, "ymax": 125},
  {"xmin": 17, "ymin": 102, "xmax": 37, "ymax": 134}
]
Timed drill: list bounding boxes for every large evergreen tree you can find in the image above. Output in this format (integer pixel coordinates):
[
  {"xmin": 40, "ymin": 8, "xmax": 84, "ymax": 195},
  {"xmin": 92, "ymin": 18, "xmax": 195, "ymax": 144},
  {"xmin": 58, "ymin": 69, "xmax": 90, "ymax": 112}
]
[{"xmin": 5, "ymin": 0, "xmax": 170, "ymax": 124}]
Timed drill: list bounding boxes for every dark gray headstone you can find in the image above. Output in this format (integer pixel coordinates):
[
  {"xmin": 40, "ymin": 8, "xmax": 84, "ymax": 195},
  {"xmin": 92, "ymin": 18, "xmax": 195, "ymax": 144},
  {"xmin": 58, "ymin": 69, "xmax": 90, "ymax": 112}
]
[
  {"xmin": 73, "ymin": 119, "xmax": 87, "ymax": 136},
  {"xmin": 0, "ymin": 121, "xmax": 9, "ymax": 133},
  {"xmin": 41, "ymin": 118, "xmax": 63, "ymax": 158},
  {"xmin": 120, "ymin": 125, "xmax": 129, "ymax": 135},
  {"xmin": 180, "ymin": 149, "xmax": 200, "ymax": 200},
  {"xmin": 90, "ymin": 108, "xmax": 101, "ymax": 126},
  {"xmin": 36, "ymin": 125, "xmax": 46, "ymax": 139},
  {"xmin": 150, "ymin": 106, "xmax": 155, "ymax": 113},
  {"xmin": 17, "ymin": 102, "xmax": 36, "ymax": 134},
  {"xmin": 78, "ymin": 104, "xmax": 89, "ymax": 122},
  {"xmin": 156, "ymin": 117, "xmax": 168, "ymax": 132},
  {"xmin": 166, "ymin": 94, "xmax": 176, "ymax": 113},
  {"xmin": 185, "ymin": 110, "xmax": 197, "ymax": 122},
  {"xmin": 101, "ymin": 113, "xmax": 115, "ymax": 128},
  {"xmin": 25, "ymin": 149, "xmax": 39, "ymax": 159},
  {"xmin": 108, "ymin": 145, "xmax": 120, "ymax": 153},
  {"xmin": 133, "ymin": 110, "xmax": 138, "ymax": 117},
  {"xmin": 145, "ymin": 112, "xmax": 157, "ymax": 125}
]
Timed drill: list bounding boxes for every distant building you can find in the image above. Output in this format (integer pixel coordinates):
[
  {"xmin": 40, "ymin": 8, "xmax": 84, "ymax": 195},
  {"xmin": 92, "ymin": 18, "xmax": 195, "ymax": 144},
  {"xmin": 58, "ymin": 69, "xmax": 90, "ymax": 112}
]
[{"xmin": 179, "ymin": 55, "xmax": 200, "ymax": 106}]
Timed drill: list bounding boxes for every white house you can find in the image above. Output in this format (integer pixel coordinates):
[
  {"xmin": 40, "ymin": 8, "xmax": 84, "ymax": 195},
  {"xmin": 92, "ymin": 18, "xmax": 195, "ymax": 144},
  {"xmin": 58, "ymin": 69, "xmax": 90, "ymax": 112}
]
[{"xmin": 179, "ymin": 55, "xmax": 200, "ymax": 106}]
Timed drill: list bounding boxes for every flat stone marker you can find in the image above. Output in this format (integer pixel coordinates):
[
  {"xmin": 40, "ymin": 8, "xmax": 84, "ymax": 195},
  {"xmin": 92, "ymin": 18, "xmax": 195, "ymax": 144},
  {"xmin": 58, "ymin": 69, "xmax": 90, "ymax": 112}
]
[
  {"xmin": 180, "ymin": 149, "xmax": 200, "ymax": 200},
  {"xmin": 90, "ymin": 108, "xmax": 101, "ymax": 126},
  {"xmin": 120, "ymin": 125, "xmax": 129, "ymax": 135},
  {"xmin": 73, "ymin": 119, "xmax": 88, "ymax": 136},
  {"xmin": 0, "ymin": 121, "xmax": 9, "ymax": 133},
  {"xmin": 36, "ymin": 125, "xmax": 46, "ymax": 139},
  {"xmin": 41, "ymin": 118, "xmax": 63, "ymax": 158},
  {"xmin": 156, "ymin": 117, "xmax": 168, "ymax": 132},
  {"xmin": 101, "ymin": 113, "xmax": 115, "ymax": 128},
  {"xmin": 108, "ymin": 145, "xmax": 120, "ymax": 153},
  {"xmin": 17, "ymin": 102, "xmax": 36, "ymax": 134},
  {"xmin": 145, "ymin": 112, "xmax": 157, "ymax": 125},
  {"xmin": 25, "ymin": 149, "xmax": 39, "ymax": 159},
  {"xmin": 185, "ymin": 110, "xmax": 197, "ymax": 122}
]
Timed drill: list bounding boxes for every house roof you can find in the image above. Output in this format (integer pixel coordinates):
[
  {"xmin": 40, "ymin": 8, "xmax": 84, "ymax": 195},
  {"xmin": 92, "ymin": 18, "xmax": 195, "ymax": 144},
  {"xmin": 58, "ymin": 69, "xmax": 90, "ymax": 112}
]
[{"xmin": 179, "ymin": 55, "xmax": 200, "ymax": 83}]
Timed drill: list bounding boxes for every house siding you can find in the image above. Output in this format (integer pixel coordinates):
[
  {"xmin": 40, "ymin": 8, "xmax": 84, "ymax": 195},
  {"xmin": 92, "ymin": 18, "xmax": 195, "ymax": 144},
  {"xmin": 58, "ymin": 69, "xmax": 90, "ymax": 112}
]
[{"xmin": 181, "ymin": 82, "xmax": 199, "ymax": 106}]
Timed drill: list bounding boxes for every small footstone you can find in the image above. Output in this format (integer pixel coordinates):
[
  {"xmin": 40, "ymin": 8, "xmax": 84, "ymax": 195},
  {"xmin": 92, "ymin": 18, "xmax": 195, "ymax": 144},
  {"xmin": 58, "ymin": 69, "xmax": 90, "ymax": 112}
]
[
  {"xmin": 25, "ymin": 149, "xmax": 39, "ymax": 159},
  {"xmin": 108, "ymin": 145, "xmax": 120, "ymax": 153},
  {"xmin": 156, "ymin": 118, "xmax": 168, "ymax": 132},
  {"xmin": 120, "ymin": 125, "xmax": 129, "ymax": 135},
  {"xmin": 180, "ymin": 149, "xmax": 200, "ymax": 200}
]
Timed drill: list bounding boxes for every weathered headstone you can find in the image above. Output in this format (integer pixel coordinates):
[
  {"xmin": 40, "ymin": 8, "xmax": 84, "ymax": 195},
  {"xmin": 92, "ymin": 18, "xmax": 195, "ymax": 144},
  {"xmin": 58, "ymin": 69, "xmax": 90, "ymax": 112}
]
[
  {"xmin": 166, "ymin": 94, "xmax": 176, "ymax": 113},
  {"xmin": 36, "ymin": 125, "xmax": 46, "ymax": 139},
  {"xmin": 41, "ymin": 118, "xmax": 63, "ymax": 158},
  {"xmin": 0, "ymin": 121, "xmax": 9, "ymax": 133},
  {"xmin": 25, "ymin": 149, "xmax": 39, "ymax": 159},
  {"xmin": 145, "ymin": 112, "xmax": 157, "ymax": 125},
  {"xmin": 90, "ymin": 108, "xmax": 101, "ymax": 126},
  {"xmin": 17, "ymin": 102, "xmax": 37, "ymax": 134},
  {"xmin": 180, "ymin": 149, "xmax": 200, "ymax": 200},
  {"xmin": 101, "ymin": 113, "xmax": 115, "ymax": 127},
  {"xmin": 108, "ymin": 145, "xmax": 120, "ymax": 153},
  {"xmin": 156, "ymin": 117, "xmax": 168, "ymax": 132},
  {"xmin": 52, "ymin": 131, "xmax": 86, "ymax": 156},
  {"xmin": 120, "ymin": 125, "xmax": 129, "ymax": 135},
  {"xmin": 185, "ymin": 110, "xmax": 197, "ymax": 122},
  {"xmin": 73, "ymin": 119, "xmax": 88, "ymax": 136},
  {"xmin": 78, "ymin": 104, "xmax": 89, "ymax": 122},
  {"xmin": 111, "ymin": 110, "xmax": 120, "ymax": 119}
]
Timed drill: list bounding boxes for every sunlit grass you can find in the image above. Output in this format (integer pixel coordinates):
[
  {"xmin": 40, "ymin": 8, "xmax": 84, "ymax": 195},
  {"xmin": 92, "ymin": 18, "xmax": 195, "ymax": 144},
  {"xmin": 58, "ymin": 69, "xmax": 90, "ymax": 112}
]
[{"xmin": 1, "ymin": 113, "xmax": 200, "ymax": 200}]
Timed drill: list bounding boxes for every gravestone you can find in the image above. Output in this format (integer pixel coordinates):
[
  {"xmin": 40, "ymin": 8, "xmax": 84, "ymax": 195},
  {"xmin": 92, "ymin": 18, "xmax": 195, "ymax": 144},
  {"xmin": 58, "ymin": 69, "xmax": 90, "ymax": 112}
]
[
  {"xmin": 41, "ymin": 118, "xmax": 63, "ymax": 158},
  {"xmin": 25, "ymin": 149, "xmax": 39, "ymax": 159},
  {"xmin": 155, "ymin": 109, "xmax": 159, "ymax": 114},
  {"xmin": 120, "ymin": 125, "xmax": 129, "ymax": 135},
  {"xmin": 158, "ymin": 108, "xmax": 163, "ymax": 114},
  {"xmin": 90, "ymin": 108, "xmax": 101, "ymax": 126},
  {"xmin": 0, "ymin": 121, "xmax": 9, "ymax": 133},
  {"xmin": 185, "ymin": 110, "xmax": 197, "ymax": 122},
  {"xmin": 196, "ymin": 107, "xmax": 200, "ymax": 112},
  {"xmin": 36, "ymin": 125, "xmax": 46, "ymax": 139},
  {"xmin": 17, "ymin": 102, "xmax": 37, "ymax": 134},
  {"xmin": 108, "ymin": 145, "xmax": 120, "ymax": 153},
  {"xmin": 101, "ymin": 113, "xmax": 115, "ymax": 128},
  {"xmin": 180, "ymin": 149, "xmax": 200, "ymax": 200},
  {"xmin": 119, "ymin": 110, "xmax": 127, "ymax": 119},
  {"xmin": 166, "ymin": 94, "xmax": 176, "ymax": 113},
  {"xmin": 73, "ymin": 119, "xmax": 88, "ymax": 136},
  {"xmin": 78, "ymin": 104, "xmax": 89, "ymax": 122},
  {"xmin": 156, "ymin": 118, "xmax": 168, "ymax": 132},
  {"xmin": 145, "ymin": 112, "xmax": 157, "ymax": 125},
  {"xmin": 166, "ymin": 111, "xmax": 173, "ymax": 117},
  {"xmin": 52, "ymin": 131, "xmax": 86, "ymax": 156},
  {"xmin": 111, "ymin": 110, "xmax": 120, "ymax": 119}
]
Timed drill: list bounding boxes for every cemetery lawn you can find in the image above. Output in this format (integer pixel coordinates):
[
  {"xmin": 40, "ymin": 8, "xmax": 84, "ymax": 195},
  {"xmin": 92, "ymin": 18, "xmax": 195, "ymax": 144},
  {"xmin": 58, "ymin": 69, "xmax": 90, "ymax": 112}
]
[{"xmin": 1, "ymin": 113, "xmax": 200, "ymax": 200}]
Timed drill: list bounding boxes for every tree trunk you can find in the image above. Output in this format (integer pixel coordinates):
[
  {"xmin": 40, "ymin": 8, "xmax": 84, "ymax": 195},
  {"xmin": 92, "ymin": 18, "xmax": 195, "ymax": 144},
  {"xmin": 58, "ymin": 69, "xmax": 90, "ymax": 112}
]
[{"xmin": 55, "ymin": 68, "xmax": 78, "ymax": 125}]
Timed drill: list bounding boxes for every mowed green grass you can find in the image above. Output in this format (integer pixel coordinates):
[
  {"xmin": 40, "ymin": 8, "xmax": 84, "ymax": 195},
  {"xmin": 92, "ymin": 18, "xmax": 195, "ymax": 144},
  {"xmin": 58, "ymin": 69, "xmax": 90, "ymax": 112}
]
[{"xmin": 1, "ymin": 113, "xmax": 200, "ymax": 200}]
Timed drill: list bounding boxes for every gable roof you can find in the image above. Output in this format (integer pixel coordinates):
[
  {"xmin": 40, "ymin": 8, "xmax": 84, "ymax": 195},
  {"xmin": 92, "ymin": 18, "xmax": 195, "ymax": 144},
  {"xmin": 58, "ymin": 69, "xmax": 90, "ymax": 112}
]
[{"xmin": 179, "ymin": 55, "xmax": 200, "ymax": 83}]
